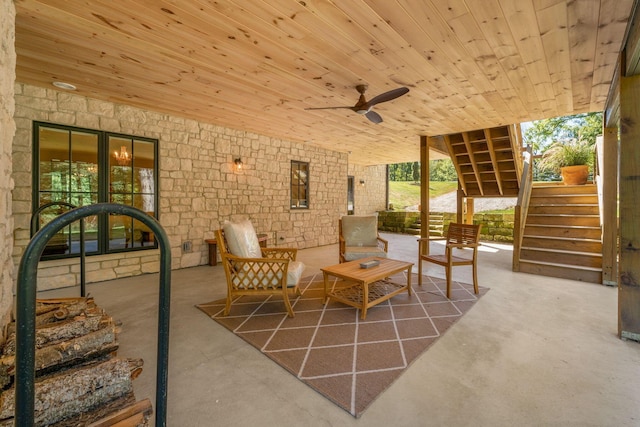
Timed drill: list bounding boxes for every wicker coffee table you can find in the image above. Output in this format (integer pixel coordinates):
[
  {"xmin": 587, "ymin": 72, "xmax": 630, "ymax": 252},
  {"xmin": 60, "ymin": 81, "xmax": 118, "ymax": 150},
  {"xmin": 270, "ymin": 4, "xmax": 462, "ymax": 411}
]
[{"xmin": 321, "ymin": 256, "xmax": 413, "ymax": 319}]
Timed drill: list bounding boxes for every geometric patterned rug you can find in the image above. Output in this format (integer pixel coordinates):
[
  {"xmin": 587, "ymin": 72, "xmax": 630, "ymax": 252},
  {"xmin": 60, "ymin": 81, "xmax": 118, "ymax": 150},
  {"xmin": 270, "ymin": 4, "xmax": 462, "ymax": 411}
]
[{"xmin": 196, "ymin": 272, "xmax": 488, "ymax": 418}]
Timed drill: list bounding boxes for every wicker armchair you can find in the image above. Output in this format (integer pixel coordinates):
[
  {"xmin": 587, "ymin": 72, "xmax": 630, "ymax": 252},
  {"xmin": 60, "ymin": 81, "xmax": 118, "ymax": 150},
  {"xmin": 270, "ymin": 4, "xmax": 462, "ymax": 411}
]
[
  {"xmin": 339, "ymin": 215, "xmax": 388, "ymax": 263},
  {"xmin": 216, "ymin": 220, "xmax": 305, "ymax": 317}
]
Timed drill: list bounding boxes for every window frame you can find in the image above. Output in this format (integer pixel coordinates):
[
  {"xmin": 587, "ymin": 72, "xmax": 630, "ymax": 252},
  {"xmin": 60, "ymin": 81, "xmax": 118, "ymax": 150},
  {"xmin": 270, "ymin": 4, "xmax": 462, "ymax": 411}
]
[
  {"xmin": 32, "ymin": 121, "xmax": 159, "ymax": 260},
  {"xmin": 290, "ymin": 160, "xmax": 309, "ymax": 210}
]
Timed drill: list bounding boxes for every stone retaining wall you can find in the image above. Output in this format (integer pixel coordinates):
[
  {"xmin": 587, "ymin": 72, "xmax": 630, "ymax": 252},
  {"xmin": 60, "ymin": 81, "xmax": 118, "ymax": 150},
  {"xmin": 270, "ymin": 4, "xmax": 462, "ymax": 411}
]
[{"xmin": 378, "ymin": 210, "xmax": 515, "ymax": 242}]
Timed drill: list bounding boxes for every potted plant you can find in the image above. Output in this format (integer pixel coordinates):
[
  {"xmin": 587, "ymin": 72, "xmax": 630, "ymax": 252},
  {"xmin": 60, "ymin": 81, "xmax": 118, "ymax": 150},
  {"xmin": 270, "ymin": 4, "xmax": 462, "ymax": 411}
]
[{"xmin": 537, "ymin": 138, "xmax": 594, "ymax": 185}]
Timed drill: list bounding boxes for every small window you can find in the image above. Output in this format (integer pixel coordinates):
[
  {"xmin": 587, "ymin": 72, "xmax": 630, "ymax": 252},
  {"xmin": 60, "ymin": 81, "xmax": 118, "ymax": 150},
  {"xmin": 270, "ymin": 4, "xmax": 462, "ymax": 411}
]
[{"xmin": 291, "ymin": 160, "xmax": 309, "ymax": 209}]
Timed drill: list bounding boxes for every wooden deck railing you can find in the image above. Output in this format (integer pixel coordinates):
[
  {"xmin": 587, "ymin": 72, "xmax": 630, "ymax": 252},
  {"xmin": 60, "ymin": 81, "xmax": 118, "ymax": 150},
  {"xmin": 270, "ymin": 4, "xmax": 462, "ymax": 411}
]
[{"xmin": 512, "ymin": 145, "xmax": 533, "ymax": 272}]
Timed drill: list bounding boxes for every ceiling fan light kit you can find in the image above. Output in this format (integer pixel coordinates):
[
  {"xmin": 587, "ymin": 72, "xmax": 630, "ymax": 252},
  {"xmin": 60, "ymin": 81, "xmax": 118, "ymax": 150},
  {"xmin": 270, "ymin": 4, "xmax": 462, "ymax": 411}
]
[{"xmin": 305, "ymin": 85, "xmax": 409, "ymax": 124}]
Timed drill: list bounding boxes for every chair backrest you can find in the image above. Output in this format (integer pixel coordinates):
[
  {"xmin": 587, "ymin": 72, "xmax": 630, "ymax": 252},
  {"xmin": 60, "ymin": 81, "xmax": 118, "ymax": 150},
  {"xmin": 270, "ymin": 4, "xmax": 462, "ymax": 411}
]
[
  {"xmin": 221, "ymin": 219, "xmax": 262, "ymax": 258},
  {"xmin": 446, "ymin": 223, "xmax": 481, "ymax": 246},
  {"xmin": 339, "ymin": 215, "xmax": 379, "ymax": 247}
]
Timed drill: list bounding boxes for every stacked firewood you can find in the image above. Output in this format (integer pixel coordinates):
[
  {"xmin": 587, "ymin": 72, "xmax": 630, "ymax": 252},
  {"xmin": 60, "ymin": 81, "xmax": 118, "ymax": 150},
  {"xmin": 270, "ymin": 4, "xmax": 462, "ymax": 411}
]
[{"xmin": 0, "ymin": 297, "xmax": 152, "ymax": 426}]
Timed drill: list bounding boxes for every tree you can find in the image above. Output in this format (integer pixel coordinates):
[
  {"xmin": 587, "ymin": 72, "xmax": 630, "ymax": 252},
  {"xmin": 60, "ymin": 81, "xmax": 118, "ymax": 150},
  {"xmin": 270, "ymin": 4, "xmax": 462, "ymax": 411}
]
[
  {"xmin": 389, "ymin": 162, "xmax": 419, "ymax": 181},
  {"xmin": 429, "ymin": 159, "xmax": 457, "ymax": 181},
  {"xmin": 523, "ymin": 112, "xmax": 603, "ymax": 154}
]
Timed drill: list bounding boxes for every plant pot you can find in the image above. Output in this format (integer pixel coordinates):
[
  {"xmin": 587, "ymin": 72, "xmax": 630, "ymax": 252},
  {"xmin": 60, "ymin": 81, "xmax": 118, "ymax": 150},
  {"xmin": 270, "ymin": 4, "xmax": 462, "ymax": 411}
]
[{"xmin": 561, "ymin": 165, "xmax": 588, "ymax": 185}]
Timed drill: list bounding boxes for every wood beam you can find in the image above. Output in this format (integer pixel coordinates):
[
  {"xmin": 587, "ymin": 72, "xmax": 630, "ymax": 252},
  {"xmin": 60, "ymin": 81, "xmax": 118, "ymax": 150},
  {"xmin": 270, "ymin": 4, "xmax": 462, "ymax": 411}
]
[
  {"xmin": 601, "ymin": 128, "xmax": 618, "ymax": 286},
  {"xmin": 420, "ymin": 136, "xmax": 430, "ymax": 255},
  {"xmin": 618, "ymin": 73, "xmax": 640, "ymax": 341}
]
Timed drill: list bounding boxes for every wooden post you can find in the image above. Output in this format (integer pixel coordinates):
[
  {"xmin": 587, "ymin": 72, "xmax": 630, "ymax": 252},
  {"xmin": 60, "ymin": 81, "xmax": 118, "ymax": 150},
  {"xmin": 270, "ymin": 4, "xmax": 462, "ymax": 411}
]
[
  {"xmin": 618, "ymin": 74, "xmax": 640, "ymax": 341},
  {"xmin": 465, "ymin": 198, "xmax": 474, "ymax": 224},
  {"xmin": 601, "ymin": 128, "xmax": 618, "ymax": 286},
  {"xmin": 456, "ymin": 183, "xmax": 464, "ymax": 223},
  {"xmin": 420, "ymin": 136, "xmax": 430, "ymax": 255}
]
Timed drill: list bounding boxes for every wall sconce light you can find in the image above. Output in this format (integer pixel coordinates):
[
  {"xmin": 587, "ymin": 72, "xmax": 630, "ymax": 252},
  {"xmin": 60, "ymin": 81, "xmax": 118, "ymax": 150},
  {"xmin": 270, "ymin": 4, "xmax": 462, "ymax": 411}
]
[
  {"xmin": 234, "ymin": 158, "xmax": 243, "ymax": 171},
  {"xmin": 359, "ymin": 180, "xmax": 365, "ymax": 186},
  {"xmin": 114, "ymin": 146, "xmax": 131, "ymax": 166}
]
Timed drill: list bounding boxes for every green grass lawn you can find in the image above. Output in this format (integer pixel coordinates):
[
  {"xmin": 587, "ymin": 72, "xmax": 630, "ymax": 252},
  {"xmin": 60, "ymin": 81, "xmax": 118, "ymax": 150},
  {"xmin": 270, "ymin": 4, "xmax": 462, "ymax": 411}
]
[{"xmin": 388, "ymin": 181, "xmax": 457, "ymax": 209}]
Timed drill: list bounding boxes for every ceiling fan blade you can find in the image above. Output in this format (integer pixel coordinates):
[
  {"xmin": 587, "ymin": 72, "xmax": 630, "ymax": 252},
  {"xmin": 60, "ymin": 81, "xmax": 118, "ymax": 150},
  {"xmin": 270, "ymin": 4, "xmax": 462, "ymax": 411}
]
[
  {"xmin": 365, "ymin": 110, "xmax": 383, "ymax": 124},
  {"xmin": 366, "ymin": 87, "xmax": 409, "ymax": 108},
  {"xmin": 304, "ymin": 106, "xmax": 353, "ymax": 111}
]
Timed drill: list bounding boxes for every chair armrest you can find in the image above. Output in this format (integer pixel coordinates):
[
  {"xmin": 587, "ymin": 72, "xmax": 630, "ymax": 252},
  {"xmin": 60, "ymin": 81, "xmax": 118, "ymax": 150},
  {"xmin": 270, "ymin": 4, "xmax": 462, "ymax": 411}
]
[
  {"xmin": 446, "ymin": 242, "xmax": 480, "ymax": 250},
  {"xmin": 376, "ymin": 236, "xmax": 388, "ymax": 252},
  {"xmin": 261, "ymin": 247, "xmax": 298, "ymax": 261}
]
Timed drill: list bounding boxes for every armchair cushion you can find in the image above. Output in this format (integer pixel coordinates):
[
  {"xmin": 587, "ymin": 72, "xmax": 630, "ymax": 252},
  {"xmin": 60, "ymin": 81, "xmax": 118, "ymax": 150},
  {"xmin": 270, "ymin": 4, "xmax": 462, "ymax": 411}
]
[
  {"xmin": 341, "ymin": 215, "xmax": 378, "ymax": 247},
  {"xmin": 287, "ymin": 261, "xmax": 306, "ymax": 286},
  {"xmin": 222, "ymin": 219, "xmax": 262, "ymax": 258},
  {"xmin": 343, "ymin": 246, "xmax": 387, "ymax": 262}
]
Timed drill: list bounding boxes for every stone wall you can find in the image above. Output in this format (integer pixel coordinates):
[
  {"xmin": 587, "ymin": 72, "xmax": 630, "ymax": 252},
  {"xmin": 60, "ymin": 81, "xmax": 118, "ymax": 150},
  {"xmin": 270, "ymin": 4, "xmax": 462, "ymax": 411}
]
[
  {"xmin": 12, "ymin": 83, "xmax": 352, "ymax": 290},
  {"xmin": 0, "ymin": 0, "xmax": 15, "ymax": 332},
  {"xmin": 378, "ymin": 211, "xmax": 420, "ymax": 233},
  {"xmin": 378, "ymin": 211, "xmax": 515, "ymax": 242},
  {"xmin": 348, "ymin": 163, "xmax": 387, "ymax": 215}
]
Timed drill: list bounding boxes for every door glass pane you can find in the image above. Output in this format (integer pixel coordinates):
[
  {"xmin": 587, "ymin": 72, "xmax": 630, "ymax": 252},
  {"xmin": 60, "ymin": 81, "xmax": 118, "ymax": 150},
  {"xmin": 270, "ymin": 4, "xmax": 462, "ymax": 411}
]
[
  {"xmin": 38, "ymin": 126, "xmax": 100, "ymax": 256},
  {"xmin": 39, "ymin": 127, "xmax": 70, "ymax": 198},
  {"xmin": 133, "ymin": 140, "xmax": 155, "ymax": 212}
]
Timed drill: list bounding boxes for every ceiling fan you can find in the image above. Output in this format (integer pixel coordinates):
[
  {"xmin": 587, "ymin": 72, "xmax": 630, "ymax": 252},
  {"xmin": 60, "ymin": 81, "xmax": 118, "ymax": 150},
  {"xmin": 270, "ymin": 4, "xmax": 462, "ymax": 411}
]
[{"xmin": 305, "ymin": 85, "xmax": 409, "ymax": 124}]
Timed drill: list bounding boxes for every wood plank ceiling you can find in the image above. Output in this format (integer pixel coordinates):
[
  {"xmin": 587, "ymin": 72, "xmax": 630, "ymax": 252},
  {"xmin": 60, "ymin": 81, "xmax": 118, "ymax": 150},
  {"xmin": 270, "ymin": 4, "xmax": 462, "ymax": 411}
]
[{"xmin": 14, "ymin": 0, "xmax": 634, "ymax": 166}]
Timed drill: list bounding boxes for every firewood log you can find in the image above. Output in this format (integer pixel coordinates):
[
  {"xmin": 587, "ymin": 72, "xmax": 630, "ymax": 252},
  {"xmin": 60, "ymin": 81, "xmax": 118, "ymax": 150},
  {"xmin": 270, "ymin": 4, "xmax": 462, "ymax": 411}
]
[
  {"xmin": 6, "ymin": 298, "xmax": 98, "ymax": 336},
  {"xmin": 2, "ymin": 314, "xmax": 110, "ymax": 356},
  {"xmin": 0, "ymin": 324, "xmax": 118, "ymax": 388},
  {"xmin": 0, "ymin": 358, "xmax": 143, "ymax": 426}
]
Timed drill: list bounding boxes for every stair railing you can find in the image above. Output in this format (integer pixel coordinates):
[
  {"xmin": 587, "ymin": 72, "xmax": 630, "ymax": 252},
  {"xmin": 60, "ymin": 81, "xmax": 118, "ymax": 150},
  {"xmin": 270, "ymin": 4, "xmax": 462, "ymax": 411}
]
[
  {"xmin": 513, "ymin": 145, "xmax": 533, "ymax": 272},
  {"xmin": 595, "ymin": 135, "xmax": 604, "ymax": 226}
]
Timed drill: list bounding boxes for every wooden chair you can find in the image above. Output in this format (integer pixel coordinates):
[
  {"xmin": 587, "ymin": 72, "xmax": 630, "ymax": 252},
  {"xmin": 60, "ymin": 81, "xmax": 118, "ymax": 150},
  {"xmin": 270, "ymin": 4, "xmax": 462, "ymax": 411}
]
[
  {"xmin": 417, "ymin": 223, "xmax": 481, "ymax": 298},
  {"xmin": 216, "ymin": 220, "xmax": 305, "ymax": 317},
  {"xmin": 339, "ymin": 215, "xmax": 388, "ymax": 263}
]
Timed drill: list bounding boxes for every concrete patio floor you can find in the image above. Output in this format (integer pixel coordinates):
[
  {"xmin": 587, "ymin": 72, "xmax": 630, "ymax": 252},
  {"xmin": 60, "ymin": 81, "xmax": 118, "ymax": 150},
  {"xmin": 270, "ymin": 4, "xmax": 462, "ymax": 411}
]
[{"xmin": 38, "ymin": 232, "xmax": 640, "ymax": 426}]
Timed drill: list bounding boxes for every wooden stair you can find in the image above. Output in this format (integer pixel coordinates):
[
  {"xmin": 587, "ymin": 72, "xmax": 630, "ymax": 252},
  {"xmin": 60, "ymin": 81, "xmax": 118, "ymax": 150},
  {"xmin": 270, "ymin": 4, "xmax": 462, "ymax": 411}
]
[
  {"xmin": 442, "ymin": 125, "xmax": 522, "ymax": 197},
  {"xmin": 517, "ymin": 184, "xmax": 602, "ymax": 283}
]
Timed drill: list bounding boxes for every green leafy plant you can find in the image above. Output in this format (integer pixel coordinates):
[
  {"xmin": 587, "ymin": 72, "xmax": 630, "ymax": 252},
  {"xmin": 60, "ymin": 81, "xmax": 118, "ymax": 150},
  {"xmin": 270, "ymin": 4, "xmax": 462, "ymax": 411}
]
[{"xmin": 537, "ymin": 138, "xmax": 594, "ymax": 173}]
